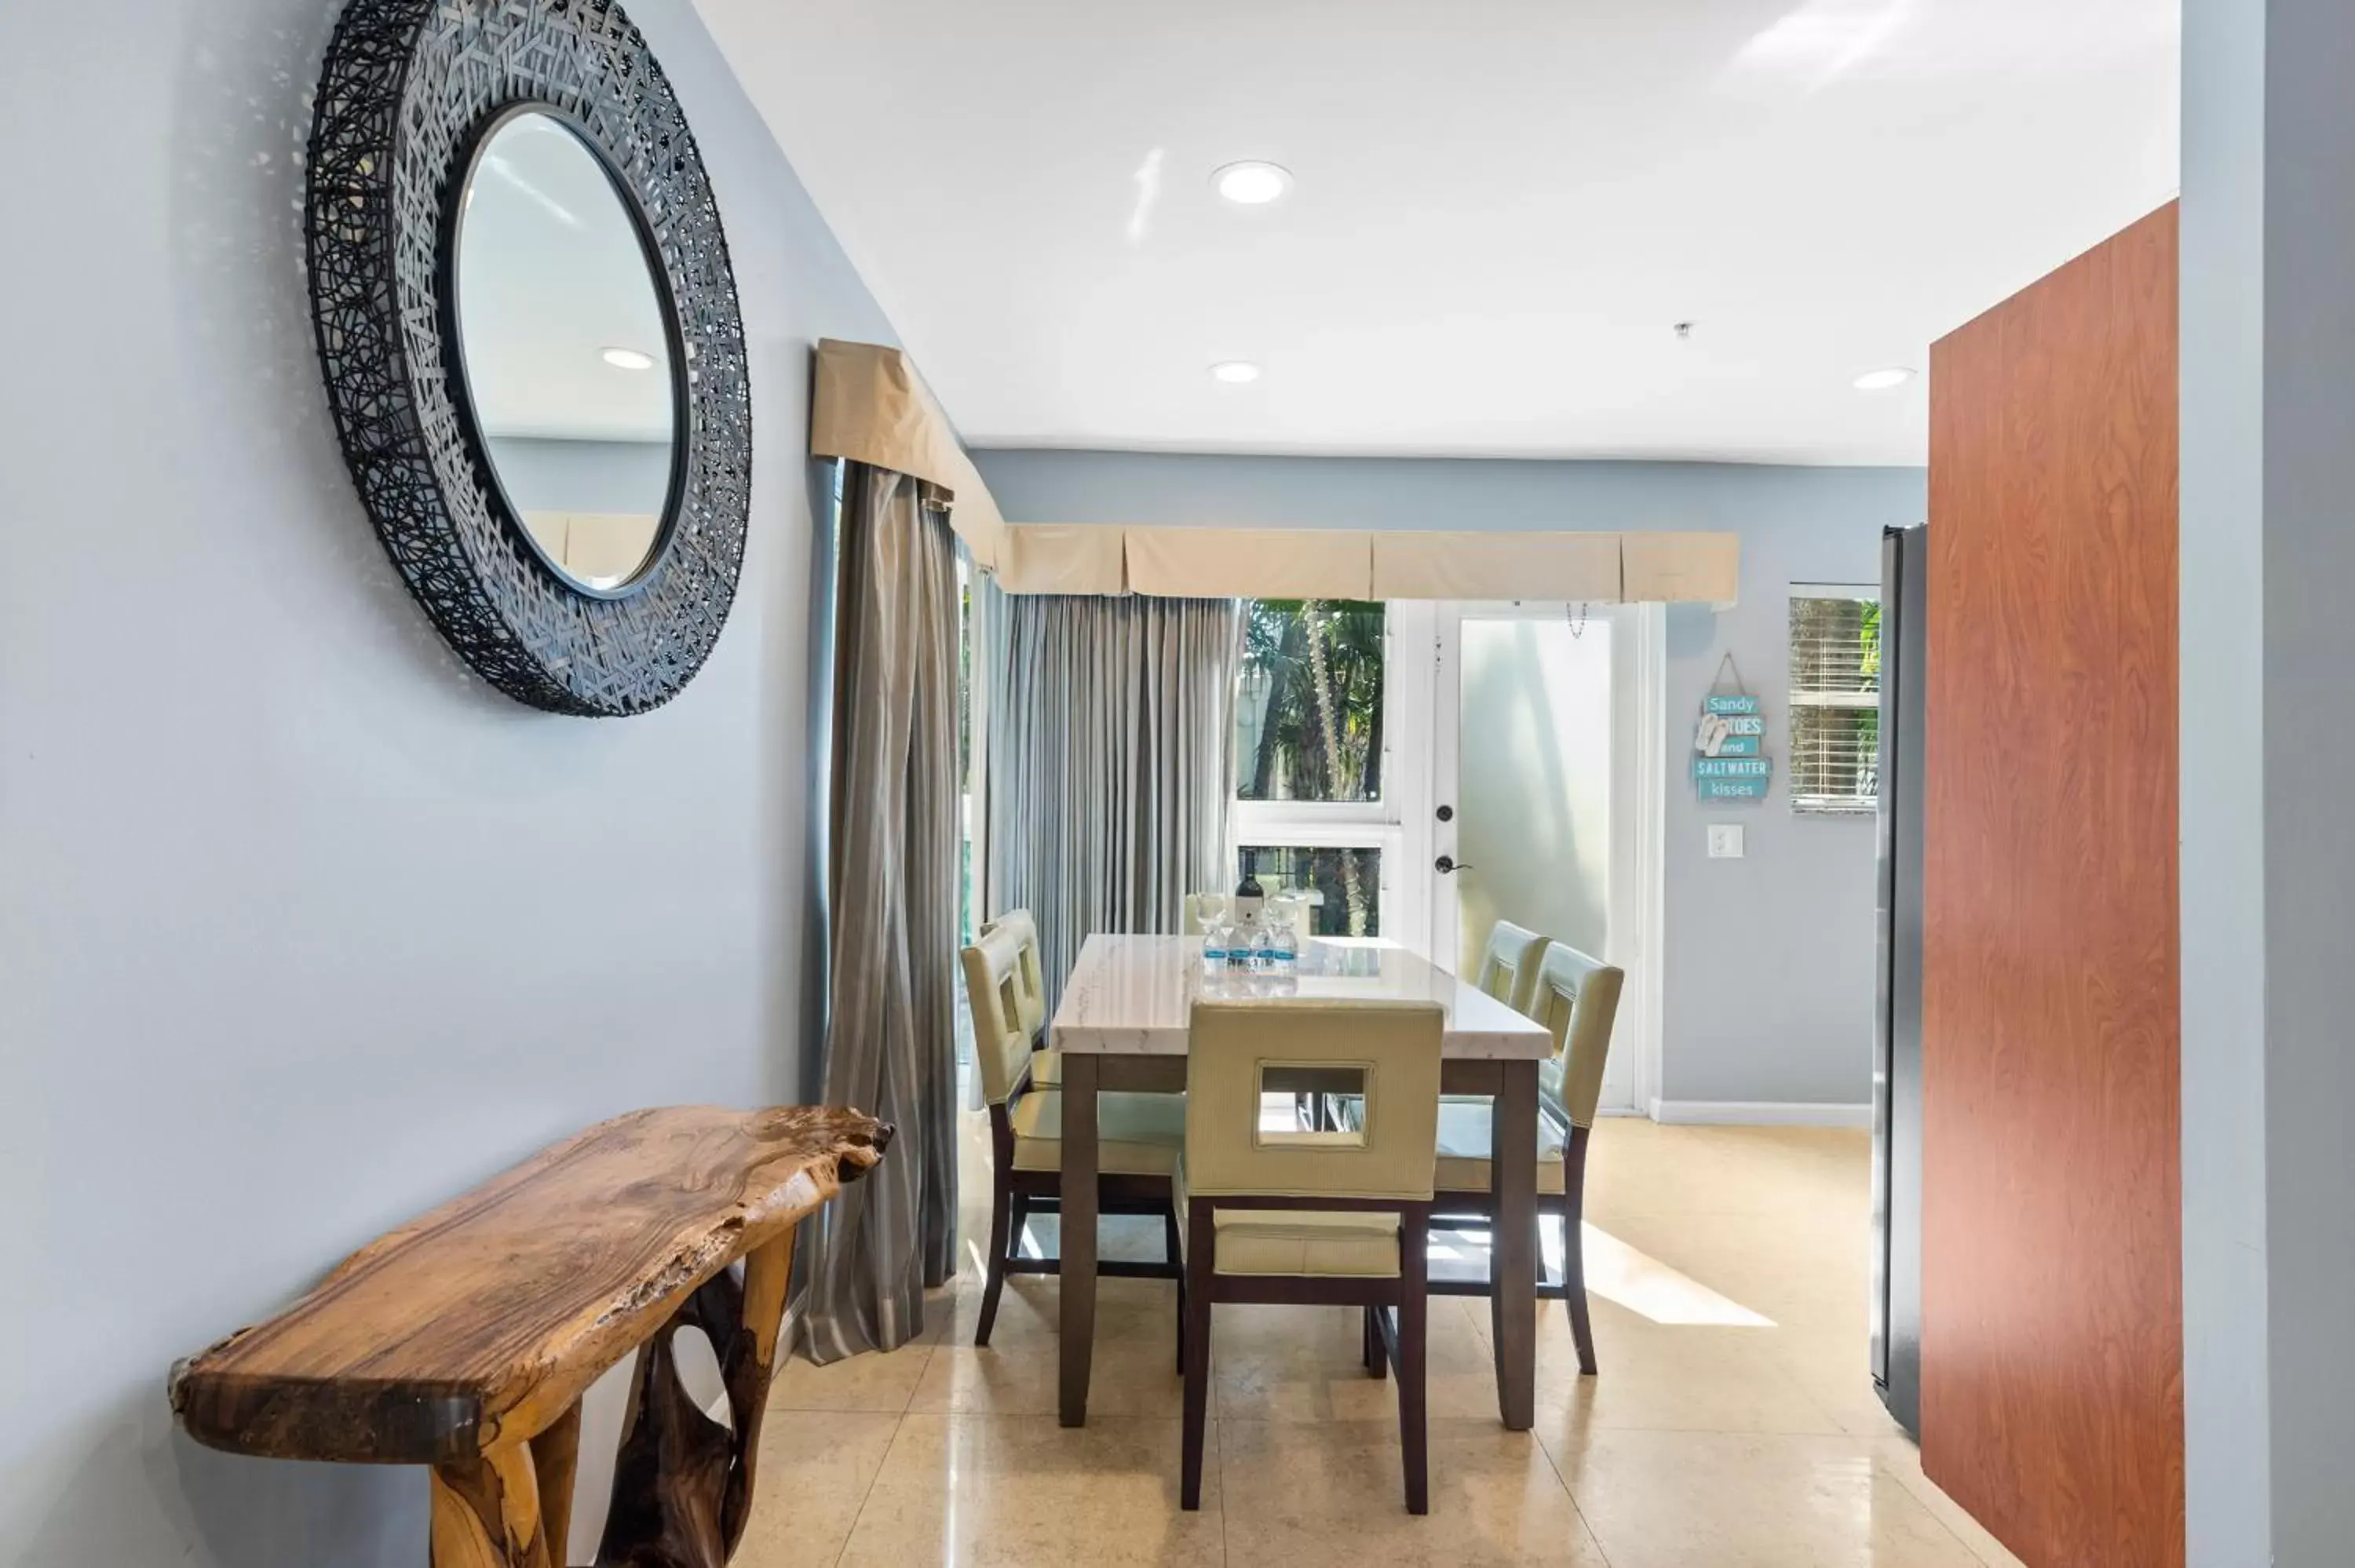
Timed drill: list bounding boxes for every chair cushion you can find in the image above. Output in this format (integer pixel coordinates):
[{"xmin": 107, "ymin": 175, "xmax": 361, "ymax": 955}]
[
  {"xmin": 1174, "ymin": 1157, "xmax": 1404, "ymax": 1277},
  {"xmin": 1210, "ymin": 1210, "xmax": 1402, "ymax": 1277},
  {"xmin": 1008, "ymin": 1090, "xmax": 1185, "ymax": 1176},
  {"xmin": 1431, "ymin": 1096, "xmax": 1568, "ymax": 1195}
]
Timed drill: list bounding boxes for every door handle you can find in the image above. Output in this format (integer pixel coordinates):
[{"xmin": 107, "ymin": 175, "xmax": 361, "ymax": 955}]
[{"xmin": 1435, "ymin": 855, "xmax": 1473, "ymax": 874}]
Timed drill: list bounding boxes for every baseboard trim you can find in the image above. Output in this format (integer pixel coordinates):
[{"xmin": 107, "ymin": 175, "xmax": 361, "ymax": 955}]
[{"xmin": 1648, "ymin": 1098, "xmax": 1873, "ymax": 1129}]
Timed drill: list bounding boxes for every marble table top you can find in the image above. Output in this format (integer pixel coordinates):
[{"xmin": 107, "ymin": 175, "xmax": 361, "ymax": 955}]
[{"xmin": 1049, "ymin": 933, "xmax": 1555, "ymax": 1059}]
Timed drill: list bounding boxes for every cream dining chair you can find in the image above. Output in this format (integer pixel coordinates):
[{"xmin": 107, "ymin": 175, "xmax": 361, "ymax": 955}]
[
  {"xmin": 1176, "ymin": 999, "xmax": 1446, "ymax": 1515},
  {"xmin": 1430, "ymin": 941, "xmax": 1625, "ymax": 1375},
  {"xmin": 1472, "ymin": 919, "xmax": 1552, "ymax": 1016},
  {"xmin": 977, "ymin": 908, "xmax": 1058, "ymax": 1085},
  {"xmin": 960, "ymin": 924, "xmax": 1186, "ymax": 1346}
]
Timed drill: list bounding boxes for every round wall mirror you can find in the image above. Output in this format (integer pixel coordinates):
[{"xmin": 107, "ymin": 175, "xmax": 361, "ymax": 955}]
[
  {"xmin": 452, "ymin": 107, "xmax": 682, "ymax": 596},
  {"xmin": 307, "ymin": 0, "xmax": 750, "ymax": 716}
]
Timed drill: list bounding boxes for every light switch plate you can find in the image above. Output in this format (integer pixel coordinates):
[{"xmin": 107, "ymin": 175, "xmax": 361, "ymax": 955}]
[{"xmin": 1707, "ymin": 823, "xmax": 1745, "ymax": 859}]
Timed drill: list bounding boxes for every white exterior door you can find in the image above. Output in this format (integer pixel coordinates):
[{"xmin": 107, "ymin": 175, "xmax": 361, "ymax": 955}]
[{"xmin": 1428, "ymin": 601, "xmax": 1662, "ymax": 1118}]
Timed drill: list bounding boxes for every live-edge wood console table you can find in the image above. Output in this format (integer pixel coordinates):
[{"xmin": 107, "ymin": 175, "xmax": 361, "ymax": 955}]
[{"xmin": 169, "ymin": 1105, "xmax": 889, "ymax": 1568}]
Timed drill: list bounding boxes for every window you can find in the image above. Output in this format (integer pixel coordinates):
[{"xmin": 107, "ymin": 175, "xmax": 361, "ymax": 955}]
[
  {"xmin": 1238, "ymin": 844, "xmax": 1382, "ymax": 938},
  {"xmin": 1788, "ymin": 586, "xmax": 1881, "ymax": 815},
  {"xmin": 1236, "ymin": 600, "xmax": 1386, "ymax": 803},
  {"xmin": 1230, "ymin": 600, "xmax": 1397, "ymax": 936}
]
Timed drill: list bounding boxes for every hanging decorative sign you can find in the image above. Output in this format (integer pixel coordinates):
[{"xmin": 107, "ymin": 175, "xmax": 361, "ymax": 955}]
[{"xmin": 1693, "ymin": 653, "xmax": 1773, "ymax": 801}]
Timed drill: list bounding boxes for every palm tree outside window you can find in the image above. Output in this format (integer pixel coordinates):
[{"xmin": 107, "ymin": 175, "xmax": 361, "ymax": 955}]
[{"xmin": 1232, "ymin": 599, "xmax": 1391, "ymax": 937}]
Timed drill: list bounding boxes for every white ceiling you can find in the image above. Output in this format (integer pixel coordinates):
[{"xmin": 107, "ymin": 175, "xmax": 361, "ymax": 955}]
[{"xmin": 697, "ymin": 0, "xmax": 2178, "ymax": 466}]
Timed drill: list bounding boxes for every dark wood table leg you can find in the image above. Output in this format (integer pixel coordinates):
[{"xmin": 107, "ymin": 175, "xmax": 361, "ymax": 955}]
[
  {"xmin": 1491, "ymin": 1058, "xmax": 1538, "ymax": 1431},
  {"xmin": 594, "ymin": 1225, "xmax": 801, "ymax": 1565},
  {"xmin": 1059, "ymin": 1050, "xmax": 1101, "ymax": 1427}
]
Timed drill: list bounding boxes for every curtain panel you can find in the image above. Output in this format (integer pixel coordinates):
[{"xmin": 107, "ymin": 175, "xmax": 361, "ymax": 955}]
[
  {"xmin": 984, "ymin": 589, "xmax": 1243, "ymax": 1015},
  {"xmin": 798, "ymin": 464, "xmax": 962, "ymax": 1362},
  {"xmin": 809, "ymin": 339, "xmax": 1006, "ymax": 567}
]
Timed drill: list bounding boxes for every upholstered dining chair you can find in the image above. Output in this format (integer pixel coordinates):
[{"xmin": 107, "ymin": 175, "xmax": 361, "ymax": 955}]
[
  {"xmin": 977, "ymin": 908, "xmax": 1057, "ymax": 1085},
  {"xmin": 1176, "ymin": 1000, "xmax": 1447, "ymax": 1515},
  {"xmin": 1473, "ymin": 919, "xmax": 1553, "ymax": 1017},
  {"xmin": 960, "ymin": 924, "xmax": 1186, "ymax": 1346},
  {"xmin": 1430, "ymin": 942, "xmax": 1625, "ymax": 1374}
]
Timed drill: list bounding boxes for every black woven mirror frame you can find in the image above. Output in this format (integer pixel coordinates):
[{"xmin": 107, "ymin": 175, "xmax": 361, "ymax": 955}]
[{"xmin": 306, "ymin": 0, "xmax": 751, "ymax": 716}]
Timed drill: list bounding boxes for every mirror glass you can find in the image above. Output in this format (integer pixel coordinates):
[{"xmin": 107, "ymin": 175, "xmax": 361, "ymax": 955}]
[{"xmin": 455, "ymin": 110, "xmax": 677, "ymax": 593}]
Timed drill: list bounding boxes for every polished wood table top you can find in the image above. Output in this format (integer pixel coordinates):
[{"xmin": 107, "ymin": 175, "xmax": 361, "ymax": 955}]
[
  {"xmin": 172, "ymin": 1105, "xmax": 887, "ymax": 1466},
  {"xmin": 170, "ymin": 1104, "xmax": 889, "ymax": 1568}
]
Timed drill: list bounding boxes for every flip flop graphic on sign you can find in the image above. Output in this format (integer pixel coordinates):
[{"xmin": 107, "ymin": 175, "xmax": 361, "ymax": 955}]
[{"xmin": 1695, "ymin": 658, "xmax": 1771, "ymax": 800}]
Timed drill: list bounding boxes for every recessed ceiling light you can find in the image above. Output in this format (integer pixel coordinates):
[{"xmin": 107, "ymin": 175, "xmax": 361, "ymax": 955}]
[
  {"xmin": 1853, "ymin": 366, "xmax": 1916, "ymax": 392},
  {"xmin": 1210, "ymin": 360, "xmax": 1263, "ymax": 385},
  {"xmin": 601, "ymin": 346, "xmax": 655, "ymax": 371},
  {"xmin": 1212, "ymin": 161, "xmax": 1292, "ymax": 206}
]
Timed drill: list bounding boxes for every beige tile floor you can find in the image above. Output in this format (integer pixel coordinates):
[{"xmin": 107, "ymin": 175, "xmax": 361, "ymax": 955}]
[{"xmin": 739, "ymin": 1109, "xmax": 2027, "ymax": 1568}]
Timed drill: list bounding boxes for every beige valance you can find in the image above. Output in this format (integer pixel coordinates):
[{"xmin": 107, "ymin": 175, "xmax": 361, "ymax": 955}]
[
  {"xmin": 1369, "ymin": 531, "xmax": 1623, "ymax": 602},
  {"xmin": 1123, "ymin": 527, "xmax": 1374, "ymax": 599},
  {"xmin": 998, "ymin": 523, "xmax": 1129, "ymax": 595},
  {"xmin": 806, "ymin": 341, "xmax": 1739, "ymax": 605},
  {"xmin": 982, "ymin": 525, "xmax": 1736, "ymax": 605},
  {"xmin": 810, "ymin": 339, "xmax": 1005, "ymax": 567}
]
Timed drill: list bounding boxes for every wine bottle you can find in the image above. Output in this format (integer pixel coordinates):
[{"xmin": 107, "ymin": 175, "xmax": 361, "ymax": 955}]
[{"xmin": 1234, "ymin": 852, "xmax": 1265, "ymax": 921}]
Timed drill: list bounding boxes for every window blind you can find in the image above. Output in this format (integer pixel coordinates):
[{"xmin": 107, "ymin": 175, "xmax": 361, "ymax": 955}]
[{"xmin": 1788, "ymin": 589, "xmax": 1881, "ymax": 815}]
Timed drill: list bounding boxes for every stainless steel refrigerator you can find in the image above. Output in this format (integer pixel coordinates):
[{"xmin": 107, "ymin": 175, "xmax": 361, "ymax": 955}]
[{"xmin": 1871, "ymin": 522, "xmax": 1927, "ymax": 1438}]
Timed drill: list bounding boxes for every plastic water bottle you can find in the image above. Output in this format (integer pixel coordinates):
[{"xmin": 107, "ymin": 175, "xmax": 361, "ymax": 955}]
[
  {"xmin": 1269, "ymin": 916, "xmax": 1298, "ymax": 973},
  {"xmin": 1229, "ymin": 909, "xmax": 1258, "ymax": 968},
  {"xmin": 1202, "ymin": 917, "xmax": 1229, "ymax": 972}
]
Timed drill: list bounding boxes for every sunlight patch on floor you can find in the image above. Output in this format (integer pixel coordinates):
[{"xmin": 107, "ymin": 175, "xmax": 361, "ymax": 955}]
[
  {"xmin": 1567, "ymin": 1221, "xmax": 1776, "ymax": 1328},
  {"xmin": 1426, "ymin": 1217, "xmax": 1778, "ymax": 1329}
]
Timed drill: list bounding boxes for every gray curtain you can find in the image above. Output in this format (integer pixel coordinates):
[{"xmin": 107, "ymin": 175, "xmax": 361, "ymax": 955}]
[
  {"xmin": 799, "ymin": 465, "xmax": 961, "ymax": 1362},
  {"xmin": 985, "ymin": 587, "xmax": 1243, "ymax": 1014}
]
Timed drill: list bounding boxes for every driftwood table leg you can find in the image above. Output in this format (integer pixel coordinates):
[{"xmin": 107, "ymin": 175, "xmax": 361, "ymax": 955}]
[
  {"xmin": 432, "ymin": 1444, "xmax": 553, "ymax": 1568},
  {"xmin": 595, "ymin": 1226, "xmax": 801, "ymax": 1566},
  {"xmin": 716, "ymin": 1227, "xmax": 795, "ymax": 1552},
  {"xmin": 531, "ymin": 1399, "xmax": 583, "ymax": 1568}
]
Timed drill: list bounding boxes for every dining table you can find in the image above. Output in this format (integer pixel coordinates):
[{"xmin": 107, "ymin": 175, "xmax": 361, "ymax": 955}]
[{"xmin": 1046, "ymin": 932, "xmax": 1555, "ymax": 1431}]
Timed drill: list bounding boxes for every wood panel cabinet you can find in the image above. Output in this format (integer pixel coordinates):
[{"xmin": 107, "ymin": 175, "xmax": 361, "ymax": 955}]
[{"xmin": 1922, "ymin": 202, "xmax": 2183, "ymax": 1566}]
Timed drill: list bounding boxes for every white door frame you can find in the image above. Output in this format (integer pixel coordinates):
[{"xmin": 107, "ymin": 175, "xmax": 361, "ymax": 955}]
[
  {"xmin": 1616, "ymin": 603, "xmax": 1668, "ymax": 1119},
  {"xmin": 1424, "ymin": 600, "xmax": 1667, "ymax": 1118}
]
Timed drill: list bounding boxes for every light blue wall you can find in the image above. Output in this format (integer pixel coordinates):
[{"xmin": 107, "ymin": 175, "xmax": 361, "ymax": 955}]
[
  {"xmin": 2182, "ymin": 0, "xmax": 2355, "ymax": 1560},
  {"xmin": 0, "ymin": 0, "xmax": 888, "ymax": 1562},
  {"xmin": 2180, "ymin": 0, "xmax": 2269, "ymax": 1556},
  {"xmin": 973, "ymin": 450, "xmax": 1926, "ymax": 1107}
]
